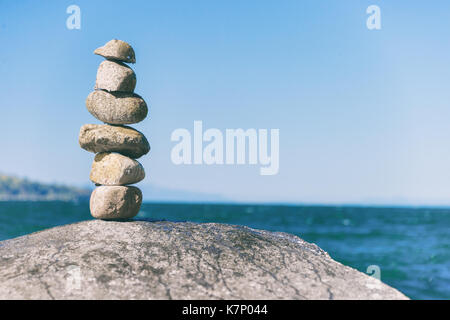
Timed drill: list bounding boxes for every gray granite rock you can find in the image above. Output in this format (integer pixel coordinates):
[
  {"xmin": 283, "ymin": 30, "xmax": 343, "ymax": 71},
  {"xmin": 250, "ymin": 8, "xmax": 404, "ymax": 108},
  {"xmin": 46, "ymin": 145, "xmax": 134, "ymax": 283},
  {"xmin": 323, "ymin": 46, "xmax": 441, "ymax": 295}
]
[
  {"xmin": 90, "ymin": 152, "xmax": 145, "ymax": 186},
  {"xmin": 94, "ymin": 39, "xmax": 136, "ymax": 63},
  {"xmin": 79, "ymin": 124, "xmax": 150, "ymax": 159},
  {"xmin": 90, "ymin": 186, "xmax": 142, "ymax": 220},
  {"xmin": 86, "ymin": 90, "xmax": 148, "ymax": 125},
  {"xmin": 95, "ymin": 60, "xmax": 136, "ymax": 92},
  {"xmin": 0, "ymin": 220, "xmax": 409, "ymax": 300}
]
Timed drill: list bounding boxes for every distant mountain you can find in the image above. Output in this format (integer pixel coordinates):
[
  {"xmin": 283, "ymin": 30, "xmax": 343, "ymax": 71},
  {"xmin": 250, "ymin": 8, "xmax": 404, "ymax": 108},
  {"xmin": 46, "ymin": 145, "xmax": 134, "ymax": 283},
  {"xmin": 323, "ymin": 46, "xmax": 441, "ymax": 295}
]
[
  {"xmin": 0, "ymin": 174, "xmax": 91, "ymax": 202},
  {"xmin": 0, "ymin": 174, "xmax": 228, "ymax": 203},
  {"xmin": 139, "ymin": 184, "xmax": 229, "ymax": 203}
]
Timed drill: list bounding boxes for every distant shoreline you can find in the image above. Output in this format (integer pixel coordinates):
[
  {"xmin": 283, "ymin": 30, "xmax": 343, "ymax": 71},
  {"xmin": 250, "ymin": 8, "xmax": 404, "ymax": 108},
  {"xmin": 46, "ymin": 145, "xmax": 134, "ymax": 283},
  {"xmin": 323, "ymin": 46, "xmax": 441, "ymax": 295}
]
[
  {"xmin": 3, "ymin": 174, "xmax": 450, "ymax": 209},
  {"xmin": 2, "ymin": 198, "xmax": 450, "ymax": 211},
  {"xmin": 0, "ymin": 174, "xmax": 90, "ymax": 202}
]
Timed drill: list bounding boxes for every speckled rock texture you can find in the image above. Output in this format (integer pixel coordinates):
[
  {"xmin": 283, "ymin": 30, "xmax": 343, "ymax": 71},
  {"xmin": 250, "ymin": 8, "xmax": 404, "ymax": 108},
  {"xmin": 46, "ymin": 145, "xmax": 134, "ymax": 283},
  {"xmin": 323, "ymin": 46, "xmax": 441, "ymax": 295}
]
[
  {"xmin": 90, "ymin": 152, "xmax": 145, "ymax": 186},
  {"xmin": 86, "ymin": 90, "xmax": 148, "ymax": 125},
  {"xmin": 79, "ymin": 124, "xmax": 150, "ymax": 159},
  {"xmin": 90, "ymin": 186, "xmax": 142, "ymax": 220},
  {"xmin": 95, "ymin": 60, "xmax": 136, "ymax": 93},
  {"xmin": 94, "ymin": 39, "xmax": 136, "ymax": 63},
  {"xmin": 0, "ymin": 220, "xmax": 409, "ymax": 300}
]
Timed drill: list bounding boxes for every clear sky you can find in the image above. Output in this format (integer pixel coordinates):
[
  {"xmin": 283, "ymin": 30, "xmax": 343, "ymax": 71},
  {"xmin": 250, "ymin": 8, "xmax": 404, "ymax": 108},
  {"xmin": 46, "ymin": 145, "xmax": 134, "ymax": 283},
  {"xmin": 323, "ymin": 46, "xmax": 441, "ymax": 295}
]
[{"xmin": 1, "ymin": 0, "xmax": 450, "ymax": 205}]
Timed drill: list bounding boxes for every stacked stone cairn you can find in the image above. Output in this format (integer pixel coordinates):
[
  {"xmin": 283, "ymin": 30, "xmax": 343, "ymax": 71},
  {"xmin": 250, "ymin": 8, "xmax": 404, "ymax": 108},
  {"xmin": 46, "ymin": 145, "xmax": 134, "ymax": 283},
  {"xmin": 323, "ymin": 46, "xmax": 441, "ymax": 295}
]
[{"xmin": 79, "ymin": 39, "xmax": 149, "ymax": 220}]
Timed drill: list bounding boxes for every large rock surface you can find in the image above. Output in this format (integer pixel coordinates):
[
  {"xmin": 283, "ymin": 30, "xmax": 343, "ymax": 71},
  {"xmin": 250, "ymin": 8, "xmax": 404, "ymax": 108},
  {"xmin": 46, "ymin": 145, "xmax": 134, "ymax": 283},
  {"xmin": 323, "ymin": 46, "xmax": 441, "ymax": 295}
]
[{"xmin": 0, "ymin": 220, "xmax": 408, "ymax": 300}]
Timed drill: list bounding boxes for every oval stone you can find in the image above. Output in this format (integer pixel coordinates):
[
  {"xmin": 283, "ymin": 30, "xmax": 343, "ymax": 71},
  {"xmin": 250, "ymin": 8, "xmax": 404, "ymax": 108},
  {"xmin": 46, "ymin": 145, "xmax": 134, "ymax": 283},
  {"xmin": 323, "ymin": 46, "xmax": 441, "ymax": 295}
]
[
  {"xmin": 95, "ymin": 60, "xmax": 136, "ymax": 92},
  {"xmin": 79, "ymin": 124, "xmax": 150, "ymax": 159},
  {"xmin": 90, "ymin": 186, "xmax": 142, "ymax": 220},
  {"xmin": 86, "ymin": 90, "xmax": 148, "ymax": 125},
  {"xmin": 94, "ymin": 39, "xmax": 136, "ymax": 63},
  {"xmin": 90, "ymin": 152, "xmax": 145, "ymax": 186}
]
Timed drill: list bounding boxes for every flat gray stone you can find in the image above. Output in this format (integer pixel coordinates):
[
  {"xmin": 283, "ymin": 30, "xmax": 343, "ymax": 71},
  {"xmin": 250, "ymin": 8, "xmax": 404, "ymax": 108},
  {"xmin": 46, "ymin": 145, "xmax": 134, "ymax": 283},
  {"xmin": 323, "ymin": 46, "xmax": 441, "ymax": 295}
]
[
  {"xmin": 79, "ymin": 124, "xmax": 150, "ymax": 159},
  {"xmin": 86, "ymin": 90, "xmax": 148, "ymax": 125},
  {"xmin": 94, "ymin": 39, "xmax": 136, "ymax": 63},
  {"xmin": 95, "ymin": 60, "xmax": 136, "ymax": 93},
  {"xmin": 90, "ymin": 152, "xmax": 145, "ymax": 186},
  {"xmin": 89, "ymin": 186, "xmax": 142, "ymax": 220},
  {"xmin": 0, "ymin": 220, "xmax": 409, "ymax": 300}
]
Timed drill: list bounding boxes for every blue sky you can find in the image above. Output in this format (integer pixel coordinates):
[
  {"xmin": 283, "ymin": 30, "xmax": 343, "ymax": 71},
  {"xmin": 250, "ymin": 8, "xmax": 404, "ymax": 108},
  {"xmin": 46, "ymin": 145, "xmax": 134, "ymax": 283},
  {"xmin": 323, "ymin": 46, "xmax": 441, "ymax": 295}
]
[{"xmin": 1, "ymin": 0, "xmax": 450, "ymax": 205}]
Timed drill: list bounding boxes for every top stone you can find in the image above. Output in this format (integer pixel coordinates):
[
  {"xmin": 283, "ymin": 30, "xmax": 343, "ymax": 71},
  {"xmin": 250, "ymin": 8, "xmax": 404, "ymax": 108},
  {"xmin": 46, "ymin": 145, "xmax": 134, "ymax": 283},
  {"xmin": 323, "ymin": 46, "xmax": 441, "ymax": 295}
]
[{"xmin": 94, "ymin": 39, "xmax": 136, "ymax": 64}]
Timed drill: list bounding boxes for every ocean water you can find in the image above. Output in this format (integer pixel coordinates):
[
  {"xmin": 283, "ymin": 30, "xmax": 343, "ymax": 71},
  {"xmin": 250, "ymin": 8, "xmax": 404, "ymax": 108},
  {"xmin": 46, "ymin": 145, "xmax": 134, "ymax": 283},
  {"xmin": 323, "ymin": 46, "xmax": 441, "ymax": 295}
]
[{"xmin": 0, "ymin": 201, "xmax": 448, "ymax": 300}]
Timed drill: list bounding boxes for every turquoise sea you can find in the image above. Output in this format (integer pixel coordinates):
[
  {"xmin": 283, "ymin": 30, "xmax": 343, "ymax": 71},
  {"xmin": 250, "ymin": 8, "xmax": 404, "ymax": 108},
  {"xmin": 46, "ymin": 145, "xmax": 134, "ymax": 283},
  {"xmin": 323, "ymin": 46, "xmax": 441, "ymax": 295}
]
[{"xmin": 0, "ymin": 201, "xmax": 448, "ymax": 300}]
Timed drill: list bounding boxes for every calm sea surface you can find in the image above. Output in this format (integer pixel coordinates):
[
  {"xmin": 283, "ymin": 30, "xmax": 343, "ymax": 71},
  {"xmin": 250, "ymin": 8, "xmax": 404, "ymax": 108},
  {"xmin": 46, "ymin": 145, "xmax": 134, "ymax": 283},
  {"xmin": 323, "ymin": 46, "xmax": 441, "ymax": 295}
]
[{"xmin": 0, "ymin": 201, "xmax": 448, "ymax": 300}]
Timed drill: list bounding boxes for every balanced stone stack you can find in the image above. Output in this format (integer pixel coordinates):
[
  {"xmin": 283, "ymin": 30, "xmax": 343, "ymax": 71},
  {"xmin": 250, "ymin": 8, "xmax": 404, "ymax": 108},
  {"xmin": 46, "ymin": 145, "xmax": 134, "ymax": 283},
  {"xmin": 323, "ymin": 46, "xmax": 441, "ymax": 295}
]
[{"xmin": 79, "ymin": 39, "xmax": 150, "ymax": 220}]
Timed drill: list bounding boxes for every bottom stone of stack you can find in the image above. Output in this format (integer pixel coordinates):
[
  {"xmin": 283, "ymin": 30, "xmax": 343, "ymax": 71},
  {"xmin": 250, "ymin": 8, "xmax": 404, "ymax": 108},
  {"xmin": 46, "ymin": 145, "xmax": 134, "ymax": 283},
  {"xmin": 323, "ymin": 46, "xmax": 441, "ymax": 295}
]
[{"xmin": 90, "ymin": 186, "xmax": 142, "ymax": 220}]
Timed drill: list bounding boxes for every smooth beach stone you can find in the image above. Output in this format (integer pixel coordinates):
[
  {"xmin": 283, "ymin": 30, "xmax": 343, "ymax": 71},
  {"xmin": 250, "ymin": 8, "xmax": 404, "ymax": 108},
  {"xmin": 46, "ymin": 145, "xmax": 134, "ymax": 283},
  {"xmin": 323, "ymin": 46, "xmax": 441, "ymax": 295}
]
[
  {"xmin": 86, "ymin": 90, "xmax": 148, "ymax": 125},
  {"xmin": 94, "ymin": 39, "xmax": 136, "ymax": 63},
  {"xmin": 90, "ymin": 186, "xmax": 142, "ymax": 220},
  {"xmin": 95, "ymin": 60, "xmax": 136, "ymax": 92},
  {"xmin": 79, "ymin": 124, "xmax": 150, "ymax": 159},
  {"xmin": 90, "ymin": 152, "xmax": 145, "ymax": 186}
]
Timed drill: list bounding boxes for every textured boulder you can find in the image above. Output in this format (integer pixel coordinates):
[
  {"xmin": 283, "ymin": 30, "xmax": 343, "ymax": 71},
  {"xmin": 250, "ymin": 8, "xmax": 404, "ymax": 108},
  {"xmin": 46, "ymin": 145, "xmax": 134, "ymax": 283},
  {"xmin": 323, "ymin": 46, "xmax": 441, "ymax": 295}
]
[
  {"xmin": 79, "ymin": 124, "xmax": 150, "ymax": 159},
  {"xmin": 90, "ymin": 153, "xmax": 145, "ymax": 186},
  {"xmin": 86, "ymin": 90, "xmax": 148, "ymax": 125},
  {"xmin": 0, "ymin": 220, "xmax": 409, "ymax": 300},
  {"xmin": 90, "ymin": 186, "xmax": 142, "ymax": 220},
  {"xmin": 95, "ymin": 61, "xmax": 136, "ymax": 92},
  {"xmin": 94, "ymin": 39, "xmax": 136, "ymax": 63}
]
